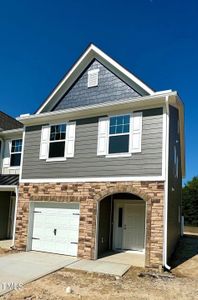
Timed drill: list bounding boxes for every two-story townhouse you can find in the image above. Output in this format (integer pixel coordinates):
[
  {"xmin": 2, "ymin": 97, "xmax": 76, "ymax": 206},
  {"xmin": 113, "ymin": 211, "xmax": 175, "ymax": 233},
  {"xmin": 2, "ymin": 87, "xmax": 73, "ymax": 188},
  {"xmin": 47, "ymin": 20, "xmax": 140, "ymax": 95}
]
[
  {"xmin": 0, "ymin": 111, "xmax": 23, "ymax": 247},
  {"xmin": 6, "ymin": 44, "xmax": 184, "ymax": 270}
]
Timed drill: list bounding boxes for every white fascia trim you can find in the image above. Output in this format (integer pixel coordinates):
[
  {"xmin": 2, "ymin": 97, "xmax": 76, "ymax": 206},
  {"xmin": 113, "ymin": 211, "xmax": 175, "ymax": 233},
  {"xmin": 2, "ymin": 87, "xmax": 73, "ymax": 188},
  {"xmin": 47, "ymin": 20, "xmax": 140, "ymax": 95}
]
[
  {"xmin": 36, "ymin": 44, "xmax": 155, "ymax": 114},
  {"xmin": 90, "ymin": 44, "xmax": 155, "ymax": 95},
  {"xmin": 0, "ymin": 185, "xmax": 18, "ymax": 191},
  {"xmin": 18, "ymin": 92, "xmax": 177, "ymax": 126},
  {"xmin": 20, "ymin": 176, "xmax": 165, "ymax": 184},
  {"xmin": 36, "ymin": 45, "xmax": 94, "ymax": 114}
]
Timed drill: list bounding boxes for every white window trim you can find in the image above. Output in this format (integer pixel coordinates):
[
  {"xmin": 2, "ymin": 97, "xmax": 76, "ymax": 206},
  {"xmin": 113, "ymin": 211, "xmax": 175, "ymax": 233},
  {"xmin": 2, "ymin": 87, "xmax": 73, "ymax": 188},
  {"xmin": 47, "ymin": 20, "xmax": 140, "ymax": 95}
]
[
  {"xmin": 47, "ymin": 123, "xmax": 67, "ymax": 161},
  {"xmin": 9, "ymin": 138, "xmax": 22, "ymax": 168},
  {"xmin": 107, "ymin": 113, "xmax": 132, "ymax": 157}
]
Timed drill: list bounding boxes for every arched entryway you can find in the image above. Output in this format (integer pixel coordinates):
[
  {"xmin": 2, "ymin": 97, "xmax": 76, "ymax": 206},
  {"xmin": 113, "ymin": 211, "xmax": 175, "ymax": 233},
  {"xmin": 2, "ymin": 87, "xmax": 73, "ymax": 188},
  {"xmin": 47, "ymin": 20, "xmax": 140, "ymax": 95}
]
[{"xmin": 96, "ymin": 192, "xmax": 146, "ymax": 264}]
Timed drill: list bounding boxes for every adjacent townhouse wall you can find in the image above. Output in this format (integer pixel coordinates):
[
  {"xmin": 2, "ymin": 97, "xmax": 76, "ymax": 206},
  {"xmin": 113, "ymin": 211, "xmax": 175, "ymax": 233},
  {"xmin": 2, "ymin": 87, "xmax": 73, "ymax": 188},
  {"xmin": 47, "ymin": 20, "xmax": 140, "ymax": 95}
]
[
  {"xmin": 1, "ymin": 132, "xmax": 23, "ymax": 175},
  {"xmin": 21, "ymin": 107, "xmax": 163, "ymax": 180},
  {"xmin": 167, "ymin": 105, "xmax": 182, "ymax": 261}
]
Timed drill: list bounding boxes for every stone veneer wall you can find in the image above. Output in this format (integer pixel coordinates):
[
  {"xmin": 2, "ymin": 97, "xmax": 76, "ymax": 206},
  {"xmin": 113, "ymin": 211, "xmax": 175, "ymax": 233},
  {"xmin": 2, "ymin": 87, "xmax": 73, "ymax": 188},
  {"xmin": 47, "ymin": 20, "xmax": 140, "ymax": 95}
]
[{"xmin": 15, "ymin": 181, "xmax": 164, "ymax": 269}]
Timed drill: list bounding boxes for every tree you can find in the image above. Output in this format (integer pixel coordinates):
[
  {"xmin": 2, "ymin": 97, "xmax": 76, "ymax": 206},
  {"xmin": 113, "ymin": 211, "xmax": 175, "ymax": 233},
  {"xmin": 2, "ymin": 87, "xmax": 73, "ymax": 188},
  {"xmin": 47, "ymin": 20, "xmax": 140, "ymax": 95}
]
[{"xmin": 182, "ymin": 176, "xmax": 198, "ymax": 226}]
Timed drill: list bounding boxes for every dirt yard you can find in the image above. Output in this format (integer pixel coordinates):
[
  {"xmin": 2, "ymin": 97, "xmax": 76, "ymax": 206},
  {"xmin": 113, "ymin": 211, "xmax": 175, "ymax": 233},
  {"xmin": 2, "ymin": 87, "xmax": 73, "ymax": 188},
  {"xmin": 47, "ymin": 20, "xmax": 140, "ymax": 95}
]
[
  {"xmin": 1, "ymin": 236, "xmax": 198, "ymax": 300},
  {"xmin": 1, "ymin": 267, "xmax": 198, "ymax": 300}
]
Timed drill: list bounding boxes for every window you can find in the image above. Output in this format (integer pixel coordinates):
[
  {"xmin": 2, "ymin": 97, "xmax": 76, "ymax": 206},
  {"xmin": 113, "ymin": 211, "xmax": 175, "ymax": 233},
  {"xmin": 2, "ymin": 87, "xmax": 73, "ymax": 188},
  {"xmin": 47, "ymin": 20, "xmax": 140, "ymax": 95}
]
[
  {"xmin": 88, "ymin": 69, "xmax": 99, "ymax": 87},
  {"xmin": 10, "ymin": 139, "xmax": 22, "ymax": 167},
  {"xmin": 118, "ymin": 207, "xmax": 123, "ymax": 228},
  {"xmin": 49, "ymin": 124, "xmax": 66, "ymax": 158},
  {"xmin": 108, "ymin": 115, "xmax": 130, "ymax": 154}
]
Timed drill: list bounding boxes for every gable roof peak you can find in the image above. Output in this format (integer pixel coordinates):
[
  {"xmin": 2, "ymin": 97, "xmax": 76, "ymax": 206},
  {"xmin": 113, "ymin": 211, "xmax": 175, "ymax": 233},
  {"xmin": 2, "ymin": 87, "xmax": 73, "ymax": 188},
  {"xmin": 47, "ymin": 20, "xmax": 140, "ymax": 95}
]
[{"xmin": 36, "ymin": 44, "xmax": 155, "ymax": 114}]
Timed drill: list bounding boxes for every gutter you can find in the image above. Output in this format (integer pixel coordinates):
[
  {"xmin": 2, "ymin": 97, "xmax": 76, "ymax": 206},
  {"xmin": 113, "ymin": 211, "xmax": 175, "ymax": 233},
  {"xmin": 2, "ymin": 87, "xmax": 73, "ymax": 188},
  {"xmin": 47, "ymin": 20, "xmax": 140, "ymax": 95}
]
[
  {"xmin": 17, "ymin": 91, "xmax": 177, "ymax": 126},
  {"xmin": 163, "ymin": 95, "xmax": 171, "ymax": 271}
]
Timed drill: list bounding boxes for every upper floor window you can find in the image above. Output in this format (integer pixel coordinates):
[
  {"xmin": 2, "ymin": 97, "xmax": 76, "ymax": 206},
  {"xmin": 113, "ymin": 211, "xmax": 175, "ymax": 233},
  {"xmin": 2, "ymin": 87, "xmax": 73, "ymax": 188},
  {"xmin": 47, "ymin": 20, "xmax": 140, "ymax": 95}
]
[
  {"xmin": 88, "ymin": 69, "xmax": 99, "ymax": 88},
  {"xmin": 49, "ymin": 124, "xmax": 66, "ymax": 158},
  {"xmin": 109, "ymin": 115, "xmax": 130, "ymax": 154},
  {"xmin": 40, "ymin": 122, "xmax": 76, "ymax": 161},
  {"xmin": 10, "ymin": 139, "xmax": 22, "ymax": 167},
  {"xmin": 97, "ymin": 112, "xmax": 142, "ymax": 157}
]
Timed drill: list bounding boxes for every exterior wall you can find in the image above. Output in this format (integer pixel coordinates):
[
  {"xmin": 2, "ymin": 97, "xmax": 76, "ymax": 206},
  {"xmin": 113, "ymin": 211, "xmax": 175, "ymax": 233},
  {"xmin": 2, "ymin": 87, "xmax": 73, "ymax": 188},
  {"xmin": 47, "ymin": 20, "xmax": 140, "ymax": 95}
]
[
  {"xmin": 22, "ymin": 107, "xmax": 163, "ymax": 179},
  {"xmin": 52, "ymin": 59, "xmax": 140, "ymax": 111},
  {"xmin": 167, "ymin": 105, "xmax": 182, "ymax": 261},
  {"xmin": 15, "ymin": 181, "xmax": 164, "ymax": 269}
]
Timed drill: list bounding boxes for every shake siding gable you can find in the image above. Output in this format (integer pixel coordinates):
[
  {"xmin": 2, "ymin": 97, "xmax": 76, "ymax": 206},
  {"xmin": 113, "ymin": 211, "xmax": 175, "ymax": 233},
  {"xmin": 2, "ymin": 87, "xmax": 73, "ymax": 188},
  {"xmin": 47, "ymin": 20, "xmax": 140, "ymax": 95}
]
[{"xmin": 52, "ymin": 60, "xmax": 140, "ymax": 111}]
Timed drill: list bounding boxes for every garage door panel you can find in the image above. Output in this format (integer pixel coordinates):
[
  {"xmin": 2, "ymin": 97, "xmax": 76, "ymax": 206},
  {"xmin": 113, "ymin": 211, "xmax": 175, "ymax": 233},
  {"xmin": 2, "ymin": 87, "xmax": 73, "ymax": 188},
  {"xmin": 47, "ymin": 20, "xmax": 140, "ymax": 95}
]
[{"xmin": 31, "ymin": 203, "xmax": 80, "ymax": 256}]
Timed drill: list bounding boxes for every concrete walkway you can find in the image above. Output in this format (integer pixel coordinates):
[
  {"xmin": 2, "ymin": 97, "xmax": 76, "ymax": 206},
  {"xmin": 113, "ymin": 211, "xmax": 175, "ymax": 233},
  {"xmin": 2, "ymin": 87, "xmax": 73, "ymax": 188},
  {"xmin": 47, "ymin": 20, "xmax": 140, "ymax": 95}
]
[
  {"xmin": 0, "ymin": 251, "xmax": 133, "ymax": 296},
  {"xmin": 99, "ymin": 251, "xmax": 145, "ymax": 267},
  {"xmin": 66, "ymin": 259, "xmax": 131, "ymax": 276},
  {"xmin": 0, "ymin": 251, "xmax": 78, "ymax": 296}
]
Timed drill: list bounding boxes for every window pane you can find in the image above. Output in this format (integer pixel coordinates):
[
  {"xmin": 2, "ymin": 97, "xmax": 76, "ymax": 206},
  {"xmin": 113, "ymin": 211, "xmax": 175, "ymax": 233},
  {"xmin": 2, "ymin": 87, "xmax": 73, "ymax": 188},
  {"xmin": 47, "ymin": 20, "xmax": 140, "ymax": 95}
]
[
  {"xmin": 49, "ymin": 141, "xmax": 65, "ymax": 158},
  {"xmin": 109, "ymin": 115, "xmax": 130, "ymax": 135},
  {"xmin": 110, "ymin": 126, "xmax": 116, "ymax": 135},
  {"xmin": 124, "ymin": 115, "xmax": 130, "ymax": 124},
  {"xmin": 118, "ymin": 207, "xmax": 123, "ymax": 227},
  {"xmin": 110, "ymin": 117, "xmax": 116, "ymax": 126},
  {"xmin": 109, "ymin": 135, "xmax": 129, "ymax": 154},
  {"xmin": 50, "ymin": 124, "xmax": 66, "ymax": 141},
  {"xmin": 10, "ymin": 153, "xmax": 21, "ymax": 166},
  {"xmin": 11, "ymin": 139, "xmax": 22, "ymax": 152},
  {"xmin": 116, "ymin": 116, "xmax": 123, "ymax": 125},
  {"xmin": 115, "ymin": 125, "xmax": 123, "ymax": 134},
  {"xmin": 123, "ymin": 124, "xmax": 129, "ymax": 133}
]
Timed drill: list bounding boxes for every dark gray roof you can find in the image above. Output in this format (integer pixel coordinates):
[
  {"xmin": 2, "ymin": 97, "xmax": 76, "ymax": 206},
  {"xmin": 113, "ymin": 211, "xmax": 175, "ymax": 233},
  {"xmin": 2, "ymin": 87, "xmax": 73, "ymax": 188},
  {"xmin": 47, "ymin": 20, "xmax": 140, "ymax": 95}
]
[
  {"xmin": 0, "ymin": 175, "xmax": 19, "ymax": 186},
  {"xmin": 0, "ymin": 111, "xmax": 23, "ymax": 131}
]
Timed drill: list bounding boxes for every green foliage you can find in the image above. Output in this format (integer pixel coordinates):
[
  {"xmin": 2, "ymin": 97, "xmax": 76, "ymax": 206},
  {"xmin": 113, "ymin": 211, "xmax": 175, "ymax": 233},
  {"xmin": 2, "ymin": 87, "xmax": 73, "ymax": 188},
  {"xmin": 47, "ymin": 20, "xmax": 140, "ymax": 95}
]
[{"xmin": 182, "ymin": 176, "xmax": 198, "ymax": 226}]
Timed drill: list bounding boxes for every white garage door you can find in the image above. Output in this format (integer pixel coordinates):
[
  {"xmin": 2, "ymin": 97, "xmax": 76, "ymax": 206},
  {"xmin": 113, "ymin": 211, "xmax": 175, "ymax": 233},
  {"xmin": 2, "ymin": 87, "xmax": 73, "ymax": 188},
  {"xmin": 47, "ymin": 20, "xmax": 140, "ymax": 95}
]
[{"xmin": 31, "ymin": 203, "xmax": 80, "ymax": 256}]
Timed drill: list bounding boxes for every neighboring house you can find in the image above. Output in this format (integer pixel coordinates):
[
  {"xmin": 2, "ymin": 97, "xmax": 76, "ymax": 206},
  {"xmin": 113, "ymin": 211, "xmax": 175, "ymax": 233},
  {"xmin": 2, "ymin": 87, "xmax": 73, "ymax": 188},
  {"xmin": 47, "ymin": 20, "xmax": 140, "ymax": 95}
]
[
  {"xmin": 0, "ymin": 45, "xmax": 185, "ymax": 270},
  {"xmin": 0, "ymin": 111, "xmax": 23, "ymax": 243}
]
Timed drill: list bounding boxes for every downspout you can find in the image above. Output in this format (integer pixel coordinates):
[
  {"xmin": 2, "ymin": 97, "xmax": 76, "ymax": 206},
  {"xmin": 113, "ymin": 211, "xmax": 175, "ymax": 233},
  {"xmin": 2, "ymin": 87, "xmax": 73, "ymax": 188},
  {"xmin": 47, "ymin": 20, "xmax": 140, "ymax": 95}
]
[
  {"xmin": 163, "ymin": 95, "xmax": 171, "ymax": 270},
  {"xmin": 12, "ymin": 186, "xmax": 19, "ymax": 248},
  {"xmin": 0, "ymin": 138, "xmax": 3, "ymax": 172}
]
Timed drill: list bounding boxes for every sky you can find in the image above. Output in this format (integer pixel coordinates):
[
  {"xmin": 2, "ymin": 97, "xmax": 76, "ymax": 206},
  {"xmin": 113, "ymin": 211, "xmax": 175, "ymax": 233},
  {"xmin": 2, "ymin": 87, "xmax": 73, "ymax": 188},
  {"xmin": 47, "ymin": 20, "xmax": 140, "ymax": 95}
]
[{"xmin": 0, "ymin": 0, "xmax": 197, "ymax": 183}]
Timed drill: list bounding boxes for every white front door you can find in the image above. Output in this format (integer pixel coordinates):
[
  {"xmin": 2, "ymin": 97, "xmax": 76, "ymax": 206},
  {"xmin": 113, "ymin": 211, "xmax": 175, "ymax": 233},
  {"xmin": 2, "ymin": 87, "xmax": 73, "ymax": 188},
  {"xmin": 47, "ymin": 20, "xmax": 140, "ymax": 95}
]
[
  {"xmin": 31, "ymin": 203, "xmax": 80, "ymax": 256},
  {"xmin": 113, "ymin": 201, "xmax": 145, "ymax": 251},
  {"xmin": 123, "ymin": 204, "xmax": 145, "ymax": 251}
]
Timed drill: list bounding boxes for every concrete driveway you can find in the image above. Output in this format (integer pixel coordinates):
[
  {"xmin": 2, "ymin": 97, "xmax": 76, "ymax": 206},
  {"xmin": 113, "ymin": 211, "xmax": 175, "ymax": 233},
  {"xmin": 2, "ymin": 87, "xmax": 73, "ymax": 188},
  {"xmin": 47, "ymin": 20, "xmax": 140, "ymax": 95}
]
[{"xmin": 0, "ymin": 251, "xmax": 78, "ymax": 296}]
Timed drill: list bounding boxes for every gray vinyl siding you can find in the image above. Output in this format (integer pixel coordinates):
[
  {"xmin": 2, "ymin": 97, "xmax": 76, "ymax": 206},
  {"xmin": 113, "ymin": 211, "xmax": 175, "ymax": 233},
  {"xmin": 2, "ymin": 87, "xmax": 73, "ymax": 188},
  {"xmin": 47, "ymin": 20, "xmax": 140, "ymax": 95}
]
[
  {"xmin": 167, "ymin": 105, "xmax": 182, "ymax": 262},
  {"xmin": 21, "ymin": 108, "xmax": 163, "ymax": 179},
  {"xmin": 52, "ymin": 60, "xmax": 140, "ymax": 111}
]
